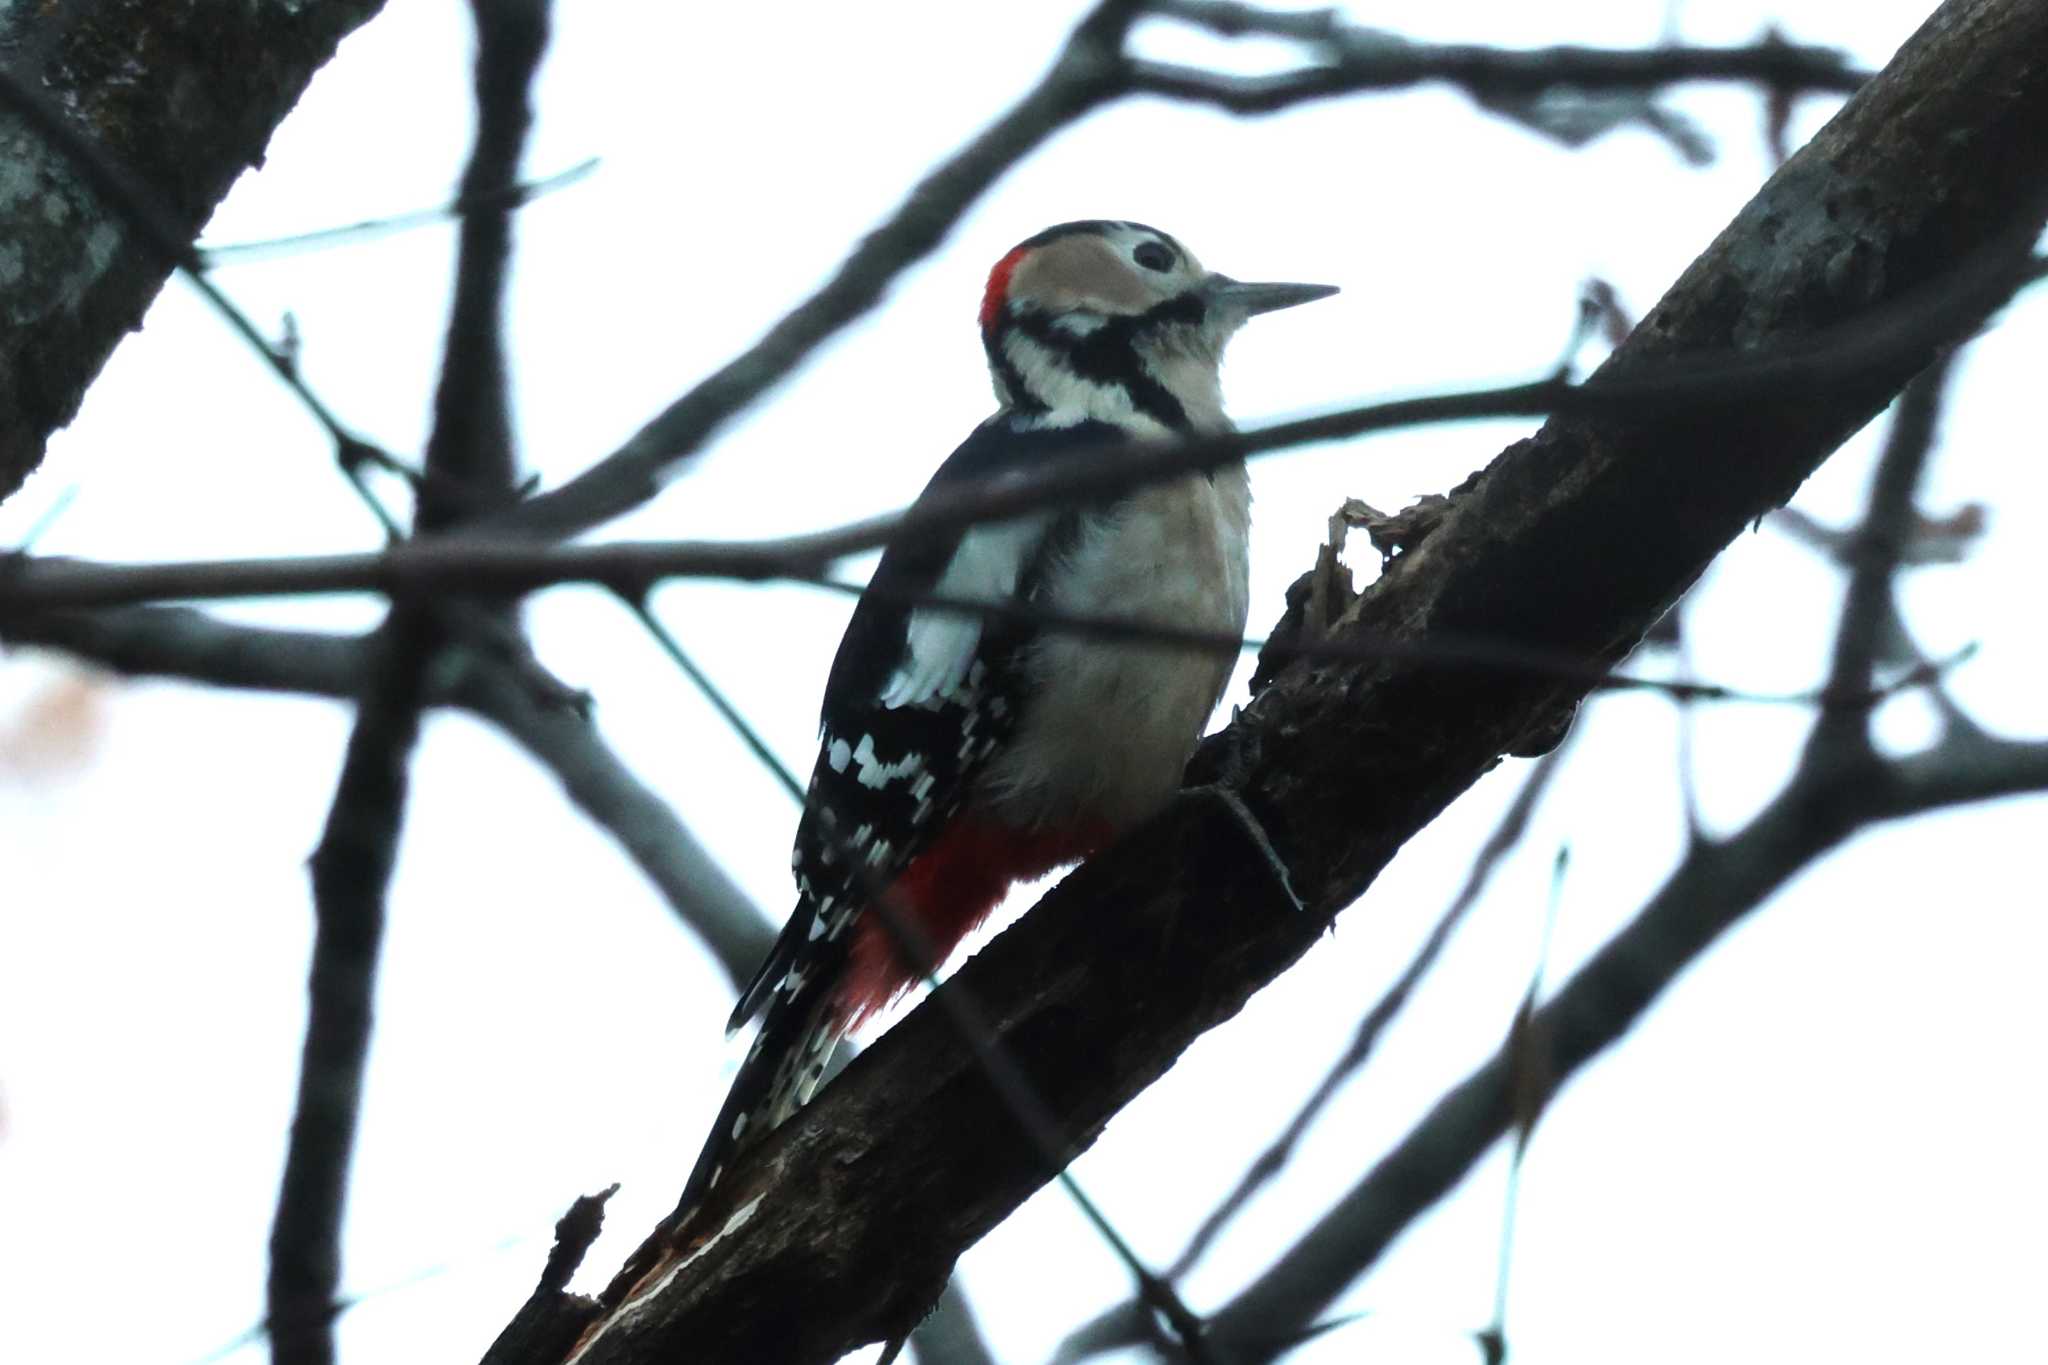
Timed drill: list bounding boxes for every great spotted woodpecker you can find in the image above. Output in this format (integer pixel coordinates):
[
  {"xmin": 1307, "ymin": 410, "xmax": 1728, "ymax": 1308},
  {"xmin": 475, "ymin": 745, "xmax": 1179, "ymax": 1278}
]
[{"xmin": 679, "ymin": 220, "xmax": 1334, "ymax": 1212}]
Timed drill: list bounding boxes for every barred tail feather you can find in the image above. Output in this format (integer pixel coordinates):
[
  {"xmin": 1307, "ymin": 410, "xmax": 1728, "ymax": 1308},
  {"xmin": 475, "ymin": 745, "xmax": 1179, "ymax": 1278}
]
[{"xmin": 675, "ymin": 949, "xmax": 848, "ymax": 1221}]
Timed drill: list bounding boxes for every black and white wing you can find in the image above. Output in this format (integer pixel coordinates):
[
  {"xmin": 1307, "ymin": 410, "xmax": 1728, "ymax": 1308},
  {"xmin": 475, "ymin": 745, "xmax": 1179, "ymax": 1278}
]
[
  {"xmin": 727, "ymin": 414, "xmax": 1121, "ymax": 1030},
  {"xmin": 673, "ymin": 415, "xmax": 1118, "ymax": 1219}
]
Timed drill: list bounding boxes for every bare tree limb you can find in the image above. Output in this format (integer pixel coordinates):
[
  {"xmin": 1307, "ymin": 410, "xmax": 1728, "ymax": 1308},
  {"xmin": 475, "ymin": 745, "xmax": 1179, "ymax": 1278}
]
[
  {"xmin": 1056, "ymin": 735, "xmax": 1576, "ymax": 1364},
  {"xmin": 0, "ymin": 541, "xmax": 1988, "ymax": 739},
  {"xmin": 1071, "ymin": 128, "xmax": 1994, "ymax": 1365},
  {"xmin": 5, "ymin": 251, "xmax": 2029, "ymax": 614},
  {"xmin": 474, "ymin": 0, "xmax": 1869, "ymax": 544},
  {"xmin": 2, "ymin": 606, "xmax": 363, "ymax": 696},
  {"xmin": 451, "ymin": 648, "xmax": 777, "ymax": 990},
  {"xmin": 1810, "ymin": 353, "xmax": 1960, "ymax": 759},
  {"xmin": 1134, "ymin": 1, "xmax": 1865, "ymax": 113},
  {"xmin": 511, "ymin": 4, "xmax": 2048, "ymax": 1359},
  {"xmin": 1199, "ymin": 721, "xmax": 2048, "ymax": 1359},
  {"xmin": 481, "ymin": 1186, "xmax": 619, "ymax": 1365},
  {"xmin": 1146, "ymin": 329, "xmax": 1972, "ymax": 1365},
  {"xmin": 269, "ymin": 10, "xmax": 549, "ymax": 1355},
  {"xmin": 419, "ymin": 0, "xmax": 547, "ymax": 526},
  {"xmin": 0, "ymin": 603, "xmax": 777, "ymax": 988},
  {"xmin": 483, "ymin": 0, "xmax": 1146, "ymax": 539},
  {"xmin": 1204, "ymin": 736, "xmax": 1570, "ymax": 1262},
  {"xmin": 267, "ymin": 615, "xmax": 431, "ymax": 1365}
]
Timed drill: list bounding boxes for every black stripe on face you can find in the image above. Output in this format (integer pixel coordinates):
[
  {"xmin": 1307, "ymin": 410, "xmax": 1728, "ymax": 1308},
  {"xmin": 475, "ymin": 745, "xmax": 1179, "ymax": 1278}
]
[
  {"xmin": 990, "ymin": 342, "xmax": 1048, "ymax": 415},
  {"xmin": 1012, "ymin": 311, "xmax": 1193, "ymax": 433},
  {"xmin": 1134, "ymin": 290, "xmax": 1207, "ymax": 331}
]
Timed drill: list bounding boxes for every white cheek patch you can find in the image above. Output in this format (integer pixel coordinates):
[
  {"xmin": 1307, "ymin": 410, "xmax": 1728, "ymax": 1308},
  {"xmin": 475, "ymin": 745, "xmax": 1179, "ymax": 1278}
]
[{"xmin": 880, "ymin": 515, "xmax": 1048, "ymax": 708}]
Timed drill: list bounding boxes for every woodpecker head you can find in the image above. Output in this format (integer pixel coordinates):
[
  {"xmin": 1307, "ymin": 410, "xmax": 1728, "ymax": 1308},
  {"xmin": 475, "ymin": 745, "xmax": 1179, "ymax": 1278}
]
[{"xmin": 979, "ymin": 220, "xmax": 1336, "ymax": 431}]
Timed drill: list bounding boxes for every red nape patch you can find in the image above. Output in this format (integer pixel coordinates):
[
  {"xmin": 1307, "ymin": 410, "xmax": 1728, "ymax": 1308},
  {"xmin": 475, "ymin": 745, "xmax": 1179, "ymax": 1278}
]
[
  {"xmin": 979, "ymin": 245, "xmax": 1031, "ymax": 331},
  {"xmin": 837, "ymin": 817, "xmax": 1112, "ymax": 1027}
]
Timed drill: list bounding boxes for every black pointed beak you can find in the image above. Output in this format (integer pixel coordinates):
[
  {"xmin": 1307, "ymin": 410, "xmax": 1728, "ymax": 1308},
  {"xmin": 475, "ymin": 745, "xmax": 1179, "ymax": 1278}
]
[{"xmin": 1204, "ymin": 275, "xmax": 1340, "ymax": 316}]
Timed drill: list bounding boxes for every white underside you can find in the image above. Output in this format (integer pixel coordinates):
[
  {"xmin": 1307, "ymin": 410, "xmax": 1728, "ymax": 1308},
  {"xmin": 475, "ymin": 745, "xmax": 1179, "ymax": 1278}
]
[{"xmin": 977, "ymin": 463, "xmax": 1251, "ymax": 832}]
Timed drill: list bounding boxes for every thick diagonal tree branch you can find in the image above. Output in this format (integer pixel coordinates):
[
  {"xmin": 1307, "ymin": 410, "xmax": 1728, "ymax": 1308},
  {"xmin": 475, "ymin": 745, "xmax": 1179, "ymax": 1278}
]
[
  {"xmin": 1181, "ymin": 735, "xmax": 1574, "ymax": 1277},
  {"xmin": 515, "ymin": 3, "xmax": 2048, "ymax": 1361},
  {"xmin": 1052, "ymin": 737, "xmax": 1577, "ymax": 1363},
  {"xmin": 0, "ymin": 0, "xmax": 388, "ymax": 502},
  {"xmin": 1069, "ymin": 332, "xmax": 1980, "ymax": 1365},
  {"xmin": 1198, "ymin": 728, "xmax": 2048, "ymax": 1361}
]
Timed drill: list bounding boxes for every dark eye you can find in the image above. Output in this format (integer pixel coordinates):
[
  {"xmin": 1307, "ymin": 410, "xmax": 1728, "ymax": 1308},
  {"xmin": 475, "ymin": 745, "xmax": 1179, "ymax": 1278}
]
[{"xmin": 1133, "ymin": 241, "xmax": 1174, "ymax": 272}]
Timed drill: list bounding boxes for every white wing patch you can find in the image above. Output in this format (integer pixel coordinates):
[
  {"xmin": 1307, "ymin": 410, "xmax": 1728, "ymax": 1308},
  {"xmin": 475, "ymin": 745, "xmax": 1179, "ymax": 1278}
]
[
  {"xmin": 879, "ymin": 516, "xmax": 1048, "ymax": 708},
  {"xmin": 850, "ymin": 733, "xmax": 922, "ymax": 789}
]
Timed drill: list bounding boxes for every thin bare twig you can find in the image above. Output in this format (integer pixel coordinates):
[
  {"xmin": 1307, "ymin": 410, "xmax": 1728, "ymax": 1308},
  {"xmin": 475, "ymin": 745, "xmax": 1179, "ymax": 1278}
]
[
  {"xmin": 1189, "ymin": 347, "xmax": 1989, "ymax": 1364},
  {"xmin": 1809, "ymin": 354, "xmax": 1962, "ymax": 761},
  {"xmin": 0, "ymin": 63, "xmax": 413, "ymax": 532},
  {"xmin": 912, "ymin": 1283, "xmax": 1000, "ymax": 1365},
  {"xmin": 200, "ymin": 159, "xmax": 598, "ymax": 266},
  {"xmin": 480, "ymin": 1186, "xmax": 619, "ymax": 1365},
  {"xmin": 1135, "ymin": 6, "xmax": 1864, "ymax": 110},
  {"xmin": 1188, "ymin": 737, "xmax": 1571, "ymax": 1275},
  {"xmin": 0, "ymin": 601, "xmax": 781, "ymax": 988},
  {"xmin": 843, "ymin": 866, "xmax": 1225, "ymax": 1365},
  {"xmin": 1194, "ymin": 720, "xmax": 2048, "ymax": 1361},
  {"xmin": 624, "ymin": 594, "xmax": 804, "ymax": 803},
  {"xmin": 801, "ymin": 576, "xmax": 1974, "ymax": 712},
  {"xmin": 0, "ymin": 554, "xmax": 1976, "ymax": 723},
  {"xmin": 11, "ymin": 232, "xmax": 2033, "ymax": 616},
  {"xmin": 1057, "ymin": 739, "xmax": 1576, "ymax": 1365},
  {"xmin": 484, "ymin": 0, "xmax": 1147, "ymax": 539},
  {"xmin": 479, "ymin": 1, "xmax": 1873, "ymax": 544},
  {"xmin": 1480, "ymin": 846, "xmax": 1569, "ymax": 1365},
  {"xmin": 453, "ymin": 650, "xmax": 779, "ymax": 989}
]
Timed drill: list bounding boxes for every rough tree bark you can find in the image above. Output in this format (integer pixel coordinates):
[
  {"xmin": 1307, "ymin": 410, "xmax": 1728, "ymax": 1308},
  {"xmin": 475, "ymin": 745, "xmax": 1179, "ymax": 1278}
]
[
  {"xmin": 527, "ymin": 1, "xmax": 2048, "ymax": 1361},
  {"xmin": 0, "ymin": 0, "xmax": 387, "ymax": 501}
]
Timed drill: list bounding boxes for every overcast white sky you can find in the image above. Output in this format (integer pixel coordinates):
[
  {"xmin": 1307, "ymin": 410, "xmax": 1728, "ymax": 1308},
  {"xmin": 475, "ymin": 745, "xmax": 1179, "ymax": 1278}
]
[{"xmin": 2, "ymin": 3, "xmax": 2043, "ymax": 1363}]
